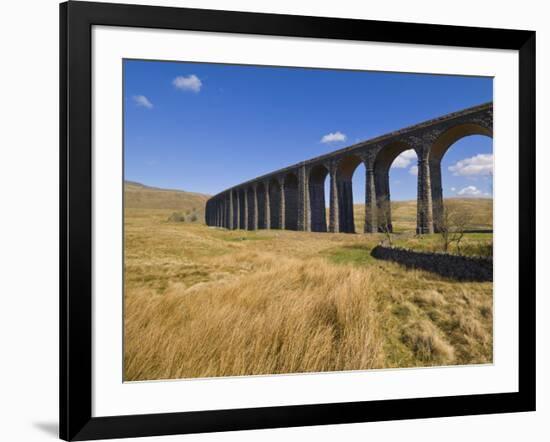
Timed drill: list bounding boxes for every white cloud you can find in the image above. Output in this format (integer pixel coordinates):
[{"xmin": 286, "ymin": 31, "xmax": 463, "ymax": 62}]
[
  {"xmin": 451, "ymin": 187, "xmax": 456, "ymax": 192},
  {"xmin": 449, "ymin": 153, "xmax": 493, "ymax": 176},
  {"xmin": 173, "ymin": 74, "xmax": 202, "ymax": 92},
  {"xmin": 409, "ymin": 165, "xmax": 418, "ymax": 176},
  {"xmin": 321, "ymin": 131, "xmax": 347, "ymax": 143},
  {"xmin": 457, "ymin": 185, "xmax": 482, "ymax": 197},
  {"xmin": 133, "ymin": 95, "xmax": 153, "ymax": 109},
  {"xmin": 391, "ymin": 149, "xmax": 417, "ymax": 168}
]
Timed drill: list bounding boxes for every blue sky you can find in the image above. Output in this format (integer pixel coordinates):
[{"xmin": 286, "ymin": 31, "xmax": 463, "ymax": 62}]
[{"xmin": 124, "ymin": 60, "xmax": 493, "ymax": 201}]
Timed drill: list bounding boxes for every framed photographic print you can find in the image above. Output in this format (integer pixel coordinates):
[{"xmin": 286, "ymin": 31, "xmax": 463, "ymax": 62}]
[{"xmin": 60, "ymin": 1, "xmax": 536, "ymax": 440}]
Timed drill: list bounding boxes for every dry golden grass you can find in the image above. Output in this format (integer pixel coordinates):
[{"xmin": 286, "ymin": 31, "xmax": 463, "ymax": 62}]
[
  {"xmin": 124, "ymin": 205, "xmax": 493, "ymax": 381},
  {"xmin": 125, "ymin": 256, "xmax": 383, "ymax": 379},
  {"xmin": 352, "ymin": 198, "xmax": 493, "ymax": 233},
  {"xmin": 317, "ymin": 197, "xmax": 492, "ymax": 233}
]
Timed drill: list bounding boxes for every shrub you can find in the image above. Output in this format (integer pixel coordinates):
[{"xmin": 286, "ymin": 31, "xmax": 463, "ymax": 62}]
[{"xmin": 167, "ymin": 212, "xmax": 185, "ymax": 222}]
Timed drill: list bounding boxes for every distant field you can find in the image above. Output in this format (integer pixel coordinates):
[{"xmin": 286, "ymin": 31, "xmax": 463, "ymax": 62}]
[
  {"xmin": 352, "ymin": 198, "xmax": 492, "ymax": 233},
  {"xmin": 124, "ymin": 188, "xmax": 493, "ymax": 381}
]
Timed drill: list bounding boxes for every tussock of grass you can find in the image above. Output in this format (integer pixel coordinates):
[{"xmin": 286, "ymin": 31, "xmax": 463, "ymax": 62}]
[
  {"xmin": 125, "ymin": 257, "xmax": 384, "ymax": 380},
  {"xmin": 401, "ymin": 320, "xmax": 455, "ymax": 363},
  {"xmin": 412, "ymin": 290, "xmax": 447, "ymax": 308}
]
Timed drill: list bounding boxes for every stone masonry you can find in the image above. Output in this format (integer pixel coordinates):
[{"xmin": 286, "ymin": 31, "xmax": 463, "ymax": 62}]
[
  {"xmin": 205, "ymin": 103, "xmax": 493, "ymax": 234},
  {"xmin": 370, "ymin": 245, "xmax": 492, "ymax": 282}
]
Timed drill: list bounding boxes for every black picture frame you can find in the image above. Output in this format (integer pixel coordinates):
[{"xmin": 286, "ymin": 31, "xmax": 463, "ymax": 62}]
[{"xmin": 60, "ymin": 1, "xmax": 536, "ymax": 440}]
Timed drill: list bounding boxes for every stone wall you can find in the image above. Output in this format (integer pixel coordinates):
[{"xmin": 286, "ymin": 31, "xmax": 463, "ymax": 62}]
[{"xmin": 370, "ymin": 245, "xmax": 492, "ymax": 282}]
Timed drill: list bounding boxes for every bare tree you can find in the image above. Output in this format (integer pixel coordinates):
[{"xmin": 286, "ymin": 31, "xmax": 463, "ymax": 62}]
[
  {"xmin": 378, "ymin": 210, "xmax": 393, "ymax": 247},
  {"xmin": 439, "ymin": 204, "xmax": 470, "ymax": 254}
]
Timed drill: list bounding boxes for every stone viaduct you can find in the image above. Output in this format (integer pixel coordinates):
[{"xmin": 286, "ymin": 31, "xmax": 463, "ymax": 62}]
[{"xmin": 205, "ymin": 102, "xmax": 492, "ymax": 234}]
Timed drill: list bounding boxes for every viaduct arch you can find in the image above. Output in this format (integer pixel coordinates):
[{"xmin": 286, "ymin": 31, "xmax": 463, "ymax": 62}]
[{"xmin": 205, "ymin": 102, "xmax": 492, "ymax": 234}]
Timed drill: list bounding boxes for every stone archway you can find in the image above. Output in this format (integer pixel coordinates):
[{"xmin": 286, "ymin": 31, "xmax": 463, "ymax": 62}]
[
  {"xmin": 284, "ymin": 173, "xmax": 299, "ymax": 231},
  {"xmin": 373, "ymin": 141, "xmax": 416, "ymax": 233},
  {"xmin": 335, "ymin": 155, "xmax": 362, "ymax": 233},
  {"xmin": 429, "ymin": 123, "xmax": 493, "ymax": 232},
  {"xmin": 308, "ymin": 164, "xmax": 329, "ymax": 232}
]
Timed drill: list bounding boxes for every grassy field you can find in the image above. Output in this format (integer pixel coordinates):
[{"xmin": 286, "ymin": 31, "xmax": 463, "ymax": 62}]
[
  {"xmin": 345, "ymin": 198, "xmax": 492, "ymax": 233},
  {"xmin": 124, "ymin": 186, "xmax": 493, "ymax": 381}
]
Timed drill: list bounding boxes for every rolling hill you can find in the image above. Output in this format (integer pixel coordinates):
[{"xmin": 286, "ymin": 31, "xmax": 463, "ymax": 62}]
[{"xmin": 124, "ymin": 181, "xmax": 210, "ymax": 214}]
